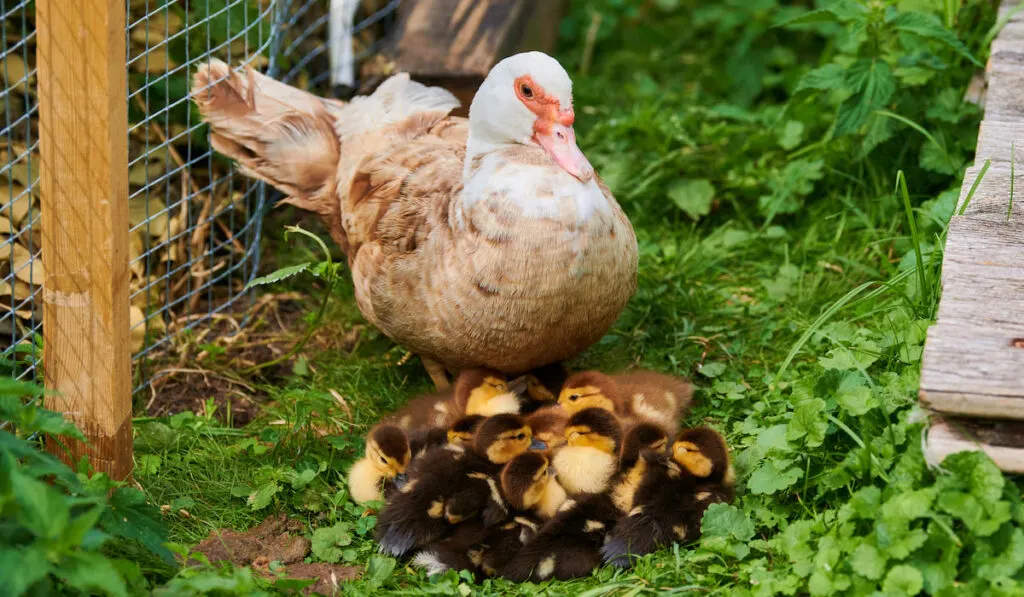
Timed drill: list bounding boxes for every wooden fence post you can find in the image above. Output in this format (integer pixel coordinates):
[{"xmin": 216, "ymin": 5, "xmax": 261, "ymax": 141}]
[{"xmin": 36, "ymin": 0, "xmax": 133, "ymax": 480}]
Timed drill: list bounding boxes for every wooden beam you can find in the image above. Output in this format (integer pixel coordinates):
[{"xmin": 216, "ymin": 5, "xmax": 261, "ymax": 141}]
[
  {"xmin": 925, "ymin": 415, "xmax": 1024, "ymax": 473},
  {"xmin": 36, "ymin": 0, "xmax": 133, "ymax": 480}
]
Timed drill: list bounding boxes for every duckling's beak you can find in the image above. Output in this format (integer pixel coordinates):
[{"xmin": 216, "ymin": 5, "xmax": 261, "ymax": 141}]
[
  {"xmin": 529, "ymin": 437, "xmax": 547, "ymax": 451},
  {"xmin": 509, "ymin": 376, "xmax": 529, "ymax": 397},
  {"xmin": 547, "ymin": 465, "xmax": 558, "ymax": 478},
  {"xmin": 393, "ymin": 473, "xmax": 409, "ymax": 489}
]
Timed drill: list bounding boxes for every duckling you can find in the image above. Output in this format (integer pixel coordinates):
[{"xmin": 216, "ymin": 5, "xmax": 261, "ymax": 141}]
[
  {"xmin": 497, "ymin": 492, "xmax": 620, "ymax": 582},
  {"xmin": 348, "ymin": 425, "xmax": 411, "ymax": 505},
  {"xmin": 558, "ymin": 369, "xmax": 693, "ymax": 435},
  {"xmin": 601, "ymin": 426, "xmax": 734, "ymax": 568},
  {"xmin": 512, "ymin": 362, "xmax": 570, "ymax": 413},
  {"xmin": 551, "ymin": 408, "xmax": 623, "ymax": 496},
  {"xmin": 407, "ymin": 414, "xmax": 485, "ymax": 460},
  {"xmin": 375, "ymin": 414, "xmax": 537, "ymax": 557},
  {"xmin": 383, "ymin": 369, "xmax": 517, "ymax": 433},
  {"xmin": 500, "ymin": 451, "xmax": 568, "ymax": 520},
  {"xmin": 611, "ymin": 422, "xmax": 670, "ymax": 512},
  {"xmin": 525, "ymin": 405, "xmax": 568, "ymax": 450}
]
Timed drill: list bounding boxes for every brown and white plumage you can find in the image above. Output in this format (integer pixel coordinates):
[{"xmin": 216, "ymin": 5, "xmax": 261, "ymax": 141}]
[{"xmin": 192, "ymin": 52, "xmax": 638, "ymax": 387}]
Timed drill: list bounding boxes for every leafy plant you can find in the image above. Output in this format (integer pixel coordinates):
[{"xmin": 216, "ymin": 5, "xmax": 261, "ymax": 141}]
[{"xmin": 0, "ymin": 381, "xmax": 172, "ymax": 597}]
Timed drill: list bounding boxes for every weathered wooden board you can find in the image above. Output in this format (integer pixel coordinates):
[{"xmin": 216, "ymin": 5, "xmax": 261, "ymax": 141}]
[
  {"xmin": 925, "ymin": 415, "xmax": 1024, "ymax": 472},
  {"xmin": 956, "ymin": 163, "xmax": 1022, "ymax": 222},
  {"xmin": 980, "ymin": 71, "xmax": 1024, "ymax": 120},
  {"xmin": 974, "ymin": 120, "xmax": 1024, "ymax": 163},
  {"xmin": 388, "ymin": 0, "xmax": 565, "ymax": 116}
]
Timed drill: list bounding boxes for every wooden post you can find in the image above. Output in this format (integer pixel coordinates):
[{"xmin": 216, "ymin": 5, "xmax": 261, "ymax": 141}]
[{"xmin": 36, "ymin": 0, "xmax": 133, "ymax": 480}]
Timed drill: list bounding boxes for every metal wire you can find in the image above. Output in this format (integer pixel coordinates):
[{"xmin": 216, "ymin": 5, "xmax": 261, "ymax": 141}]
[{"xmin": 0, "ymin": 0, "xmax": 402, "ymax": 393}]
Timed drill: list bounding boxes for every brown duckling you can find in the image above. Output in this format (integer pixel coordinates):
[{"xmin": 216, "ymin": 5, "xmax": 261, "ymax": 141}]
[
  {"xmin": 406, "ymin": 414, "xmax": 485, "ymax": 461},
  {"xmin": 557, "ymin": 369, "xmax": 693, "ymax": 435},
  {"xmin": 383, "ymin": 369, "xmax": 518, "ymax": 433},
  {"xmin": 601, "ymin": 426, "xmax": 734, "ymax": 568},
  {"xmin": 611, "ymin": 421, "xmax": 671, "ymax": 513},
  {"xmin": 525, "ymin": 405, "xmax": 569, "ymax": 451},
  {"xmin": 348, "ymin": 425, "xmax": 411, "ymax": 505},
  {"xmin": 375, "ymin": 414, "xmax": 539, "ymax": 557},
  {"xmin": 551, "ymin": 407, "xmax": 623, "ymax": 496},
  {"xmin": 500, "ymin": 451, "xmax": 568, "ymax": 520}
]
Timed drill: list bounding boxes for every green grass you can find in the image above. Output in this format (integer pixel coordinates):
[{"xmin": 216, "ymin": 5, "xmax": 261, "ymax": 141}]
[{"xmin": 8, "ymin": 1, "xmax": 1024, "ymax": 595}]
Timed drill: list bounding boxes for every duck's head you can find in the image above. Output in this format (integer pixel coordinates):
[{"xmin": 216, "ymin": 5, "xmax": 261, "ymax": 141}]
[
  {"xmin": 475, "ymin": 414, "xmax": 542, "ymax": 464},
  {"xmin": 620, "ymin": 422, "xmax": 669, "ymax": 467},
  {"xmin": 500, "ymin": 451, "xmax": 564, "ymax": 516},
  {"xmin": 558, "ymin": 371, "xmax": 618, "ymax": 416},
  {"xmin": 525, "ymin": 405, "xmax": 568, "ymax": 450},
  {"xmin": 454, "ymin": 369, "xmax": 519, "ymax": 417},
  {"xmin": 468, "ymin": 51, "xmax": 593, "ymax": 183},
  {"xmin": 446, "ymin": 414, "xmax": 485, "ymax": 446},
  {"xmin": 365, "ymin": 424, "xmax": 411, "ymax": 478},
  {"xmin": 564, "ymin": 407, "xmax": 622, "ymax": 456},
  {"xmin": 672, "ymin": 427, "xmax": 733, "ymax": 485}
]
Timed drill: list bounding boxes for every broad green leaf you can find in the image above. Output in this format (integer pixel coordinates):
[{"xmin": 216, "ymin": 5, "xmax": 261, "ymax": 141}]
[
  {"xmin": 777, "ymin": 120, "xmax": 805, "ymax": 150},
  {"xmin": 851, "ymin": 543, "xmax": 887, "ymax": 580},
  {"xmin": 668, "ymin": 179, "xmax": 715, "ymax": 220},
  {"xmin": 701, "ymin": 503, "xmax": 756, "ymax": 542},
  {"xmin": 794, "ymin": 64, "xmax": 847, "ymax": 93},
  {"xmin": 311, "ymin": 523, "xmax": 354, "ymax": 563},
  {"xmin": 837, "ymin": 384, "xmax": 876, "ymax": 416},
  {"xmin": 699, "ymin": 362, "xmax": 727, "ymax": 378},
  {"xmin": 976, "ymin": 528, "xmax": 1024, "ymax": 578},
  {"xmin": 61, "ymin": 551, "xmax": 129, "ymax": 597},
  {"xmin": 888, "ymin": 11, "xmax": 981, "ymax": 66},
  {"xmin": 136, "ymin": 454, "xmax": 162, "ymax": 476},
  {"xmin": 919, "ymin": 141, "xmax": 957, "ymax": 175},
  {"xmin": 13, "ymin": 471, "xmax": 69, "ymax": 539},
  {"xmin": 882, "ymin": 564, "xmax": 924, "ymax": 596},
  {"xmin": 246, "ymin": 262, "xmax": 311, "ymax": 289},
  {"xmin": 0, "ymin": 546, "xmax": 51, "ymax": 596},
  {"xmin": 787, "ymin": 399, "xmax": 828, "ymax": 447},
  {"xmin": 776, "ymin": 1, "xmax": 867, "ymax": 28},
  {"xmin": 248, "ymin": 482, "xmax": 280, "ymax": 511},
  {"xmin": 748, "ymin": 460, "xmax": 802, "ymax": 494},
  {"xmin": 835, "ymin": 60, "xmax": 895, "ymax": 135},
  {"xmin": 102, "ymin": 487, "xmax": 174, "ymax": 564}
]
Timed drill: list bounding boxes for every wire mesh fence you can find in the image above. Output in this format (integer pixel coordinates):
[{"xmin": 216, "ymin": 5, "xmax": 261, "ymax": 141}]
[{"xmin": 0, "ymin": 0, "xmax": 402, "ymax": 393}]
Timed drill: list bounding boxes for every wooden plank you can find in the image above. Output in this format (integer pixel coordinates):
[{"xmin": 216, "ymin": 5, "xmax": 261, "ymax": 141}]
[
  {"xmin": 981, "ymin": 71, "xmax": 1024, "ymax": 120},
  {"xmin": 925, "ymin": 415, "xmax": 1024, "ymax": 473},
  {"xmin": 920, "ymin": 320, "xmax": 1024, "ymax": 418},
  {"xmin": 387, "ymin": 0, "xmax": 565, "ymax": 117},
  {"xmin": 974, "ymin": 120, "xmax": 1024, "ymax": 163},
  {"xmin": 956, "ymin": 163, "xmax": 1021, "ymax": 222},
  {"xmin": 36, "ymin": 0, "xmax": 133, "ymax": 480}
]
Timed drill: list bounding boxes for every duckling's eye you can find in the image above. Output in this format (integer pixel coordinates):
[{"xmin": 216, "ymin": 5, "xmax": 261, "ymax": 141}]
[
  {"xmin": 380, "ymin": 456, "xmax": 388, "ymax": 464},
  {"xmin": 516, "ymin": 433, "xmax": 526, "ymax": 440},
  {"xmin": 520, "ymin": 84, "xmax": 533, "ymax": 98},
  {"xmin": 569, "ymin": 394, "xmax": 580, "ymax": 402}
]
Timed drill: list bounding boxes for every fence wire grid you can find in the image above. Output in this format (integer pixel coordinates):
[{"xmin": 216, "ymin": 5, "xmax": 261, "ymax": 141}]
[{"xmin": 0, "ymin": 0, "xmax": 402, "ymax": 392}]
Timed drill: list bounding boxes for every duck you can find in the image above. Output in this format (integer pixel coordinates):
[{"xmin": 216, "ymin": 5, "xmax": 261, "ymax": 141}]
[
  {"xmin": 500, "ymin": 451, "xmax": 568, "ymax": 520},
  {"xmin": 192, "ymin": 52, "xmax": 638, "ymax": 390},
  {"xmin": 558, "ymin": 370, "xmax": 693, "ymax": 435},
  {"xmin": 406, "ymin": 414, "xmax": 485, "ymax": 464},
  {"xmin": 375, "ymin": 414, "xmax": 539, "ymax": 557},
  {"xmin": 383, "ymin": 369, "xmax": 517, "ymax": 434},
  {"xmin": 601, "ymin": 426, "xmax": 734, "ymax": 568},
  {"xmin": 347, "ymin": 424, "xmax": 411, "ymax": 505},
  {"xmin": 551, "ymin": 407, "xmax": 623, "ymax": 496}
]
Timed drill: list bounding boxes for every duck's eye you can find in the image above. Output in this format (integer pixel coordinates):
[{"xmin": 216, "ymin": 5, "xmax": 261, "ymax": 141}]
[
  {"xmin": 569, "ymin": 394, "xmax": 580, "ymax": 401},
  {"xmin": 520, "ymin": 84, "xmax": 533, "ymax": 98}
]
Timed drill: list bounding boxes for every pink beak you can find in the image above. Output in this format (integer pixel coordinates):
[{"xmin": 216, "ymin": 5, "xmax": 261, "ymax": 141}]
[{"xmin": 535, "ymin": 123, "xmax": 594, "ymax": 183}]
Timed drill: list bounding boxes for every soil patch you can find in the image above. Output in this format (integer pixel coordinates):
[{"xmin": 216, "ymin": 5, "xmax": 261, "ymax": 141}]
[{"xmin": 190, "ymin": 514, "xmax": 361, "ymax": 595}]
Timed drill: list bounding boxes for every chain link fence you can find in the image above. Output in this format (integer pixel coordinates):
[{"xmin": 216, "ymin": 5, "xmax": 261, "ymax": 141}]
[{"xmin": 0, "ymin": 0, "xmax": 401, "ymax": 392}]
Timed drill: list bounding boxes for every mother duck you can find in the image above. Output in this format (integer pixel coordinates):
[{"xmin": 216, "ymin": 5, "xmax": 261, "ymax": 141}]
[{"xmin": 192, "ymin": 52, "xmax": 638, "ymax": 388}]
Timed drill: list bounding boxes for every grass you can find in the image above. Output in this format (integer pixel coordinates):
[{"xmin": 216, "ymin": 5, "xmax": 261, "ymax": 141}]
[{"xmin": 6, "ymin": 1, "xmax": 1024, "ymax": 596}]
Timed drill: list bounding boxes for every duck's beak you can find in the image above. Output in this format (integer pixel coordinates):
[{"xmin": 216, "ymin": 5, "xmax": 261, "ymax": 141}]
[
  {"xmin": 535, "ymin": 123, "xmax": 594, "ymax": 183},
  {"xmin": 393, "ymin": 473, "xmax": 409, "ymax": 489},
  {"xmin": 529, "ymin": 437, "xmax": 547, "ymax": 451}
]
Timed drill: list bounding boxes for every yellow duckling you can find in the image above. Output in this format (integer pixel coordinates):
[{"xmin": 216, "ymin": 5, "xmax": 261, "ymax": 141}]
[
  {"xmin": 348, "ymin": 424, "xmax": 411, "ymax": 505},
  {"xmin": 550, "ymin": 407, "xmax": 623, "ymax": 496}
]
